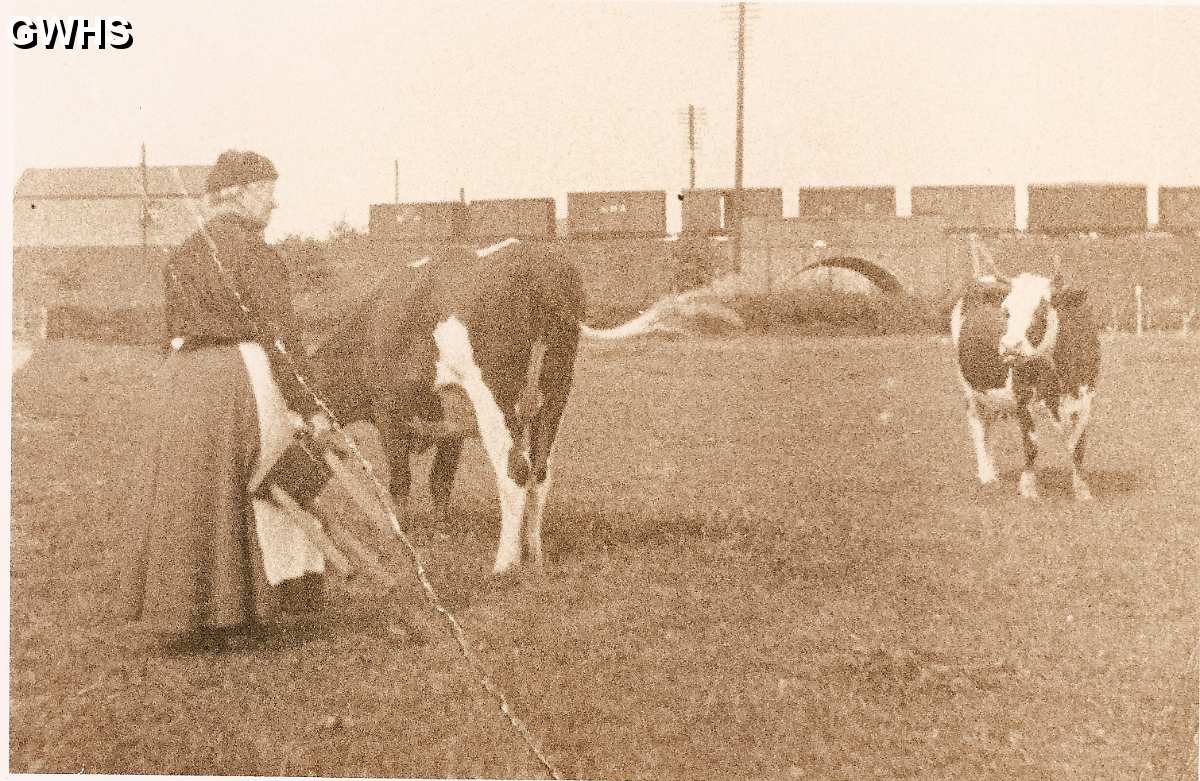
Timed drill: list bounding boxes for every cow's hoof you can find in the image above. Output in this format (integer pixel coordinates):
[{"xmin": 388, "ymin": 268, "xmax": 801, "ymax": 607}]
[
  {"xmin": 491, "ymin": 557, "xmax": 520, "ymax": 577},
  {"xmin": 1073, "ymin": 478, "xmax": 1095, "ymax": 502},
  {"xmin": 432, "ymin": 501, "xmax": 456, "ymax": 531},
  {"xmin": 1018, "ymin": 472, "xmax": 1039, "ymax": 500},
  {"xmin": 977, "ymin": 468, "xmax": 998, "ymax": 485},
  {"xmin": 488, "ymin": 567, "xmax": 524, "ymax": 590}
]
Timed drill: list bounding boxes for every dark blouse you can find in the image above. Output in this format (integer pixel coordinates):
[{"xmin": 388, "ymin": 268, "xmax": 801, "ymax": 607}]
[{"xmin": 164, "ymin": 213, "xmax": 318, "ymax": 417}]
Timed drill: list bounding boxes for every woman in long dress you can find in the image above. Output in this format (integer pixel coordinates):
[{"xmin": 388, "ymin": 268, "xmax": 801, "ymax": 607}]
[{"xmin": 121, "ymin": 149, "xmax": 328, "ymax": 654}]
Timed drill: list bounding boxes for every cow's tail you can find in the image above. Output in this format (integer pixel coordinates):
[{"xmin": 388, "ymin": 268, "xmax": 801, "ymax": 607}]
[{"xmin": 578, "ymin": 305, "xmax": 674, "ymax": 341}]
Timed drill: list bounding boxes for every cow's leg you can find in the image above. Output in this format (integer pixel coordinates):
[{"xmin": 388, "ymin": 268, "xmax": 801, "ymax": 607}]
[
  {"xmin": 1071, "ymin": 430, "xmax": 1093, "ymax": 500},
  {"xmin": 433, "ymin": 317, "xmax": 529, "ymax": 575},
  {"xmin": 965, "ymin": 396, "xmax": 998, "ymax": 485},
  {"xmin": 372, "ymin": 400, "xmax": 415, "ymax": 525},
  {"xmin": 522, "ymin": 327, "xmax": 578, "ymax": 569},
  {"xmin": 1016, "ymin": 405, "xmax": 1040, "ymax": 500},
  {"xmin": 1060, "ymin": 390, "xmax": 1095, "ymax": 501},
  {"xmin": 523, "ymin": 464, "xmax": 553, "ymax": 568},
  {"xmin": 522, "ymin": 410, "xmax": 561, "ymax": 570},
  {"xmin": 429, "ymin": 439, "xmax": 463, "ymax": 526}
]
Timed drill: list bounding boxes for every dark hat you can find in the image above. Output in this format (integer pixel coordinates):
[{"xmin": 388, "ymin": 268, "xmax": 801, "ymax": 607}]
[{"xmin": 205, "ymin": 150, "xmax": 278, "ymax": 193}]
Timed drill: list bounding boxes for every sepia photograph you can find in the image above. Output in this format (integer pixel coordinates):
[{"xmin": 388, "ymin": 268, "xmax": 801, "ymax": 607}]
[{"xmin": 6, "ymin": 1, "xmax": 1199, "ymax": 779}]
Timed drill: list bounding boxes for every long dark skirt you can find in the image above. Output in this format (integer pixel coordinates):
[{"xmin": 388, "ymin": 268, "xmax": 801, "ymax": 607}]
[{"xmin": 119, "ymin": 345, "xmax": 323, "ymax": 635}]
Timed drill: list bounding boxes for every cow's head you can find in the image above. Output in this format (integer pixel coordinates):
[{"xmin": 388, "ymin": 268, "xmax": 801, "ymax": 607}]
[
  {"xmin": 989, "ymin": 270, "xmax": 1089, "ymax": 364},
  {"xmin": 998, "ymin": 273, "xmax": 1059, "ymax": 362},
  {"xmin": 966, "ymin": 239, "xmax": 1088, "ymax": 364}
]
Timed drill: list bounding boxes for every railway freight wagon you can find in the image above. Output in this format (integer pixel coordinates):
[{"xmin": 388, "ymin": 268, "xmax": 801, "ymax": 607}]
[
  {"xmin": 1027, "ymin": 184, "xmax": 1147, "ymax": 236},
  {"xmin": 798, "ymin": 186, "xmax": 896, "ymax": 220},
  {"xmin": 1158, "ymin": 187, "xmax": 1200, "ymax": 234},
  {"xmin": 369, "ymin": 201, "xmax": 468, "ymax": 242},
  {"xmin": 566, "ymin": 190, "xmax": 666, "ymax": 238},
  {"xmin": 910, "ymin": 185, "xmax": 1015, "ymax": 234},
  {"xmin": 467, "ymin": 197, "xmax": 556, "ymax": 242},
  {"xmin": 680, "ymin": 187, "xmax": 783, "ymax": 234}
]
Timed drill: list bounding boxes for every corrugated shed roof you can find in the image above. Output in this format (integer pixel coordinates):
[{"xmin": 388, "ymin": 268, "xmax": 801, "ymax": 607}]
[{"xmin": 14, "ymin": 165, "xmax": 210, "ymax": 199}]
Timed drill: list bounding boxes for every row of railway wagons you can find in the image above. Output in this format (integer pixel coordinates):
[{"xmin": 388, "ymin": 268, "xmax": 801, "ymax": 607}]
[{"xmin": 369, "ymin": 184, "xmax": 1200, "ymax": 242}]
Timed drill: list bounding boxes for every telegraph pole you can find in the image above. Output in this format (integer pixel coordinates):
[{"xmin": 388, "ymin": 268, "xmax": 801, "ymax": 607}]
[
  {"xmin": 676, "ymin": 104, "xmax": 706, "ymax": 192},
  {"xmin": 688, "ymin": 104, "xmax": 697, "ymax": 190},
  {"xmin": 734, "ymin": 1, "xmax": 745, "ymax": 199},
  {"xmin": 728, "ymin": 1, "xmax": 749, "ymax": 269},
  {"xmin": 140, "ymin": 142, "xmax": 149, "ymax": 258}
]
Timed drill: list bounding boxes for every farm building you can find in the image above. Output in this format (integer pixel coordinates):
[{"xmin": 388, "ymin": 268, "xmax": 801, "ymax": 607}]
[
  {"xmin": 14, "ymin": 165, "xmax": 210, "ymax": 247},
  {"xmin": 1158, "ymin": 186, "xmax": 1200, "ymax": 234},
  {"xmin": 910, "ymin": 185, "xmax": 1016, "ymax": 234},
  {"xmin": 567, "ymin": 190, "xmax": 666, "ymax": 238},
  {"xmin": 13, "ymin": 164, "xmax": 210, "ymax": 342},
  {"xmin": 1027, "ymin": 183, "xmax": 1147, "ymax": 235},
  {"xmin": 369, "ymin": 201, "xmax": 468, "ymax": 242},
  {"xmin": 797, "ymin": 186, "xmax": 896, "ymax": 220},
  {"xmin": 680, "ymin": 187, "xmax": 783, "ymax": 234}
]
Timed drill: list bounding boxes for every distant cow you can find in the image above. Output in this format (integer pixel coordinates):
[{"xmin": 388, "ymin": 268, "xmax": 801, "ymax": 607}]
[
  {"xmin": 310, "ymin": 239, "xmax": 672, "ymax": 574},
  {"xmin": 949, "ymin": 244, "xmax": 1101, "ymax": 500}
]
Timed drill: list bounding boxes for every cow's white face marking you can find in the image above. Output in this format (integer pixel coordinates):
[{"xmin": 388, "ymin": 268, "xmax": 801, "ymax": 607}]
[
  {"xmin": 1000, "ymin": 274, "xmax": 1058, "ymax": 361},
  {"xmin": 432, "ymin": 316, "xmax": 528, "ymax": 575}
]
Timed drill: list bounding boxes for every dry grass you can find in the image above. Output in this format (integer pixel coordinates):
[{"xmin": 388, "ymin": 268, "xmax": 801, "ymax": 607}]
[{"xmin": 9, "ymin": 333, "xmax": 1199, "ymax": 779}]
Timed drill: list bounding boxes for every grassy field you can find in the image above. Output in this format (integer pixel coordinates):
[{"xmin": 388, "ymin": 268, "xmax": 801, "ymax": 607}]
[{"xmin": 9, "ymin": 333, "xmax": 1199, "ymax": 779}]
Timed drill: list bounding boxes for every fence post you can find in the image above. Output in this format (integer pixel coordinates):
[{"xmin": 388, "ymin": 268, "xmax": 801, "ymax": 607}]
[
  {"xmin": 1135, "ymin": 285, "xmax": 1144, "ymax": 335},
  {"xmin": 765, "ymin": 242, "xmax": 773, "ymax": 297}
]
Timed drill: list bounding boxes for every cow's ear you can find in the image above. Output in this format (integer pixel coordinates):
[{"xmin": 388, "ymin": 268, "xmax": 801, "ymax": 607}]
[{"xmin": 1052, "ymin": 286, "xmax": 1088, "ymax": 308}]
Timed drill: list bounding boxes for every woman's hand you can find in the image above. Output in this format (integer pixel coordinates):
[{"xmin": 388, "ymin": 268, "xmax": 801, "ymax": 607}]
[
  {"xmin": 307, "ymin": 412, "xmax": 332, "ymax": 436},
  {"xmin": 305, "ymin": 412, "xmax": 354, "ymax": 458}
]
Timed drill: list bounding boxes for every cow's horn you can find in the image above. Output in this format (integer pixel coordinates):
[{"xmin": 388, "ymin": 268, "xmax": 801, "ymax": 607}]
[
  {"xmin": 969, "ymin": 234, "xmax": 1007, "ymax": 283},
  {"xmin": 977, "ymin": 238, "xmax": 1009, "ymax": 283},
  {"xmin": 968, "ymin": 234, "xmax": 984, "ymax": 278}
]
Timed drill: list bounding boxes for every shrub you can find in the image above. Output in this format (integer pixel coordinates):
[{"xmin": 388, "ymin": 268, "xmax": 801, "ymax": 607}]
[
  {"xmin": 727, "ymin": 289, "xmax": 939, "ymax": 335},
  {"xmin": 275, "ymin": 234, "xmax": 332, "ymax": 295}
]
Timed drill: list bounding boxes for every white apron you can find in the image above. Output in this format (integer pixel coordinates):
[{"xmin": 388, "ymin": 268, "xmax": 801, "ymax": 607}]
[{"xmin": 238, "ymin": 342, "xmax": 326, "ymax": 585}]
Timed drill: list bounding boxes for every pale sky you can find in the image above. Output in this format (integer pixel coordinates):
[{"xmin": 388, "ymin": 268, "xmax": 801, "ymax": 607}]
[{"xmin": 8, "ymin": 1, "xmax": 1200, "ymax": 240}]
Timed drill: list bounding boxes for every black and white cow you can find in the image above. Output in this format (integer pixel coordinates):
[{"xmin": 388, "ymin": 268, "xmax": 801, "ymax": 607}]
[
  {"xmin": 311, "ymin": 238, "xmax": 673, "ymax": 574},
  {"xmin": 949, "ymin": 250, "xmax": 1101, "ymax": 500}
]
